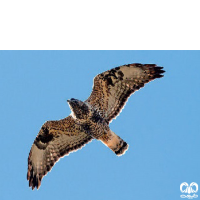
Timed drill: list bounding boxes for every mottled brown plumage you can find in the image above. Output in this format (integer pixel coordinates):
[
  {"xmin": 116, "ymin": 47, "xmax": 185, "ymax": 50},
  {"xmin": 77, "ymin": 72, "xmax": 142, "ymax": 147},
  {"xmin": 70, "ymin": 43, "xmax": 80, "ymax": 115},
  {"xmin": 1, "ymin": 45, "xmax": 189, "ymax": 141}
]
[
  {"xmin": 27, "ymin": 116, "xmax": 92, "ymax": 189},
  {"xmin": 27, "ymin": 63, "xmax": 165, "ymax": 189},
  {"xmin": 86, "ymin": 63, "xmax": 165, "ymax": 122}
]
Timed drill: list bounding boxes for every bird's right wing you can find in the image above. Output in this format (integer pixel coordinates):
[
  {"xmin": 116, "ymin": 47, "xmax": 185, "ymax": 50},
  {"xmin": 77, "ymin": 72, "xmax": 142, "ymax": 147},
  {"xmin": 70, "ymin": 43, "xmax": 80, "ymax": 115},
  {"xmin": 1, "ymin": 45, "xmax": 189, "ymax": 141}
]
[{"xmin": 27, "ymin": 116, "xmax": 93, "ymax": 190}]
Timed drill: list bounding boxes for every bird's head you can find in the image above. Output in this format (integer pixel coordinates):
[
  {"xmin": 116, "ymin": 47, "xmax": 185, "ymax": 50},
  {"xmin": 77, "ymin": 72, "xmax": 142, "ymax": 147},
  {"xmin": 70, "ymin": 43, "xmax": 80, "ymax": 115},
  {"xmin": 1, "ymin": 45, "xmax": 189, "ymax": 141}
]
[{"xmin": 67, "ymin": 98, "xmax": 90, "ymax": 120}]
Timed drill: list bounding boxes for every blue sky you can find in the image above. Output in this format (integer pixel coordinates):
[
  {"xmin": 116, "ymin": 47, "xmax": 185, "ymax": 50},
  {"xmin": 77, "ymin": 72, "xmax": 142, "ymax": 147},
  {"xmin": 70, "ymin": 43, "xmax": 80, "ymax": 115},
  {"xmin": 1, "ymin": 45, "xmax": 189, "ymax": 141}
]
[{"xmin": 0, "ymin": 51, "xmax": 199, "ymax": 200}]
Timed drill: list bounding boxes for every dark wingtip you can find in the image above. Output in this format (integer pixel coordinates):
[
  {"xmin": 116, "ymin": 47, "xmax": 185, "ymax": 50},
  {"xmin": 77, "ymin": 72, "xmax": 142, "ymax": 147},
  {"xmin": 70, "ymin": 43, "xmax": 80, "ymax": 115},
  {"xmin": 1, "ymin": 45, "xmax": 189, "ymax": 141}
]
[
  {"xmin": 128, "ymin": 63, "xmax": 165, "ymax": 78},
  {"xmin": 154, "ymin": 65, "xmax": 165, "ymax": 79},
  {"xmin": 28, "ymin": 174, "xmax": 41, "ymax": 190},
  {"xmin": 155, "ymin": 74, "xmax": 164, "ymax": 78},
  {"xmin": 27, "ymin": 162, "xmax": 42, "ymax": 190}
]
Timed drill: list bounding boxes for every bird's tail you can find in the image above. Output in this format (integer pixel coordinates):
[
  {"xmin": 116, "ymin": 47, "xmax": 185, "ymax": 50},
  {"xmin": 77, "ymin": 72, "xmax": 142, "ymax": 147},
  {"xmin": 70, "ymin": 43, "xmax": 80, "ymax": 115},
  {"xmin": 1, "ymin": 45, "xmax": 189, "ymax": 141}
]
[{"xmin": 99, "ymin": 130, "xmax": 128, "ymax": 156}]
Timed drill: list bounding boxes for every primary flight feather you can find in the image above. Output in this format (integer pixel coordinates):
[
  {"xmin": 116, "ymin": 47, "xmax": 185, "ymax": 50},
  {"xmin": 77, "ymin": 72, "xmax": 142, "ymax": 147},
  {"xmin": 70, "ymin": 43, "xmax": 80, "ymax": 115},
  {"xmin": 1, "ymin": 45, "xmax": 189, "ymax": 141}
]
[{"xmin": 27, "ymin": 63, "xmax": 165, "ymax": 189}]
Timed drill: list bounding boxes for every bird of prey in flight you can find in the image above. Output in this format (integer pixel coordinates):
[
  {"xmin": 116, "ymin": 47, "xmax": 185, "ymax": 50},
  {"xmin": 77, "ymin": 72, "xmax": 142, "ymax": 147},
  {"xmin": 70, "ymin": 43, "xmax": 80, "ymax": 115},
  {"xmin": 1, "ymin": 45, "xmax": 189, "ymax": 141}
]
[{"xmin": 27, "ymin": 63, "xmax": 165, "ymax": 189}]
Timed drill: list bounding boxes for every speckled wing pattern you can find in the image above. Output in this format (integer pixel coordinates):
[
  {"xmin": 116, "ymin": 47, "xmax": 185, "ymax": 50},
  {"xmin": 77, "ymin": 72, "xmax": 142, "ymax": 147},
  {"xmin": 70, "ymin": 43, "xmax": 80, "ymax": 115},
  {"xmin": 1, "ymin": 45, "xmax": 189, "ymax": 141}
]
[
  {"xmin": 27, "ymin": 116, "xmax": 92, "ymax": 189},
  {"xmin": 86, "ymin": 63, "xmax": 165, "ymax": 122}
]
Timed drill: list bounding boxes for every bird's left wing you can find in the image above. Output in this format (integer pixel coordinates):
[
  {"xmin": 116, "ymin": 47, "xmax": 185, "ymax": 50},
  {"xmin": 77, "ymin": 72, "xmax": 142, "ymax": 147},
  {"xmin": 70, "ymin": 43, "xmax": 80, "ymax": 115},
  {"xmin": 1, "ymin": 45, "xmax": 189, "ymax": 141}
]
[
  {"xmin": 27, "ymin": 116, "xmax": 92, "ymax": 190},
  {"xmin": 85, "ymin": 63, "xmax": 165, "ymax": 122}
]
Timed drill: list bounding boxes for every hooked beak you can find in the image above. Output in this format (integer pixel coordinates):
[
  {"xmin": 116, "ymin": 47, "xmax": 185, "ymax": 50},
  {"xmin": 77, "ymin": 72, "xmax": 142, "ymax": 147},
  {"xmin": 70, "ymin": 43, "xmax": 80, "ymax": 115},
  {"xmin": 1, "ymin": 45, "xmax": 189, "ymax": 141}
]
[
  {"xmin": 67, "ymin": 99, "xmax": 74, "ymax": 106},
  {"xmin": 67, "ymin": 98, "xmax": 76, "ymax": 104}
]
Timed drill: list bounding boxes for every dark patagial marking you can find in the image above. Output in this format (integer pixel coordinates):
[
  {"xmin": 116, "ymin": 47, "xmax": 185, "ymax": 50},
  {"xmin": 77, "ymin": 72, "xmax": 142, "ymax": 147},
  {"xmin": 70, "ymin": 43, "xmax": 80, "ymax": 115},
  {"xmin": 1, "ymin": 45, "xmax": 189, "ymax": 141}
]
[
  {"xmin": 117, "ymin": 70, "xmax": 124, "ymax": 80},
  {"xmin": 110, "ymin": 69, "xmax": 117, "ymax": 74},
  {"xmin": 106, "ymin": 77, "xmax": 114, "ymax": 86},
  {"xmin": 104, "ymin": 68, "xmax": 125, "ymax": 86},
  {"xmin": 117, "ymin": 70, "xmax": 124, "ymax": 77},
  {"xmin": 34, "ymin": 126, "xmax": 54, "ymax": 149}
]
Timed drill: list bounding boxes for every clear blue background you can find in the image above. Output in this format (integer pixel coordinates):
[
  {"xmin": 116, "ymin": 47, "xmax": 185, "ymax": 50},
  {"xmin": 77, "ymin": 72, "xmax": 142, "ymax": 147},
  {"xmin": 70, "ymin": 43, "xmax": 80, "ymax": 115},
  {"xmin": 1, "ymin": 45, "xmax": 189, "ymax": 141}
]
[{"xmin": 0, "ymin": 51, "xmax": 199, "ymax": 200}]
